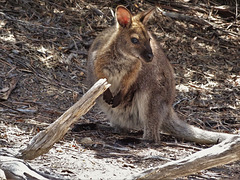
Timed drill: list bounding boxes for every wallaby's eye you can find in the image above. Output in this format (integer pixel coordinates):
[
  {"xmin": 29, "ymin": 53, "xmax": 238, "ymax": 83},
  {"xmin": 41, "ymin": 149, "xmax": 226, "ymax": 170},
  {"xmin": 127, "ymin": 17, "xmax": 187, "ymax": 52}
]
[{"xmin": 131, "ymin": 37, "xmax": 139, "ymax": 44}]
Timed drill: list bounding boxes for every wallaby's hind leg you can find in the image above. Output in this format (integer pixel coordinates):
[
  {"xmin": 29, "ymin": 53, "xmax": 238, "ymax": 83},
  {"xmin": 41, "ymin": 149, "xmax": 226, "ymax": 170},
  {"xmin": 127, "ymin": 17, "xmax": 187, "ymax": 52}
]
[
  {"xmin": 141, "ymin": 98, "xmax": 168, "ymax": 143},
  {"xmin": 143, "ymin": 120, "xmax": 161, "ymax": 143}
]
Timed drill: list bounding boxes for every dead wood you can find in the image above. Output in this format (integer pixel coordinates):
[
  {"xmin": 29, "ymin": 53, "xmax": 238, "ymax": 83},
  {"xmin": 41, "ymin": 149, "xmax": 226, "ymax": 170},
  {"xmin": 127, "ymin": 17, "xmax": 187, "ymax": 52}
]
[
  {"xmin": 0, "ymin": 148, "xmax": 61, "ymax": 179},
  {"xmin": 136, "ymin": 136, "xmax": 240, "ymax": 179},
  {"xmin": 0, "ymin": 155, "xmax": 50, "ymax": 180},
  {"xmin": 17, "ymin": 78, "xmax": 110, "ymax": 160}
]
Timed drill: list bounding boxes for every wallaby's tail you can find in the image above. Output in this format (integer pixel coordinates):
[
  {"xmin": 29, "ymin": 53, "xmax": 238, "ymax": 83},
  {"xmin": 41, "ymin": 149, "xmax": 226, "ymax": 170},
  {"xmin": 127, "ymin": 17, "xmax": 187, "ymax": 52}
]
[{"xmin": 162, "ymin": 108, "xmax": 238, "ymax": 144}]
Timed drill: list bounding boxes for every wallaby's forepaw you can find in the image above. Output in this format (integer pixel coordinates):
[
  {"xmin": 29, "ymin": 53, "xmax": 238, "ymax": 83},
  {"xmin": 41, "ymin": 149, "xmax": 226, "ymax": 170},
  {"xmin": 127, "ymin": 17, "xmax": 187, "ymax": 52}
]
[
  {"xmin": 103, "ymin": 88, "xmax": 113, "ymax": 105},
  {"xmin": 112, "ymin": 91, "xmax": 122, "ymax": 108},
  {"xmin": 103, "ymin": 89, "xmax": 122, "ymax": 108}
]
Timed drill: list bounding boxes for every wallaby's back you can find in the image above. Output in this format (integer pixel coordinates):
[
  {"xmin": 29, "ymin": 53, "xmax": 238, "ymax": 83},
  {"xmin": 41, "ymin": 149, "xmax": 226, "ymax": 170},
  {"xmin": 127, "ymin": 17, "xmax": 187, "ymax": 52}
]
[{"xmin": 87, "ymin": 26, "xmax": 116, "ymax": 85}]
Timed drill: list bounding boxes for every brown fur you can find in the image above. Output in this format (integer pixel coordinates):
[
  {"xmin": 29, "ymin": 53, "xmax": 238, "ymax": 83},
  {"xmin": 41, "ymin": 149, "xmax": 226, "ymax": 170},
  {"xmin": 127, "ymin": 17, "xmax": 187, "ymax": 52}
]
[{"xmin": 87, "ymin": 5, "xmax": 237, "ymax": 143}]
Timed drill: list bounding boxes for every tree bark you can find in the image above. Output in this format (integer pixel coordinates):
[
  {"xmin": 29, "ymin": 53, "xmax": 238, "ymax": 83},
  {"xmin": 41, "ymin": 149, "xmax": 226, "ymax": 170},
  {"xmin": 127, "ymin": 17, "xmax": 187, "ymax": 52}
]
[
  {"xmin": 17, "ymin": 78, "xmax": 110, "ymax": 160},
  {"xmin": 136, "ymin": 136, "xmax": 240, "ymax": 179}
]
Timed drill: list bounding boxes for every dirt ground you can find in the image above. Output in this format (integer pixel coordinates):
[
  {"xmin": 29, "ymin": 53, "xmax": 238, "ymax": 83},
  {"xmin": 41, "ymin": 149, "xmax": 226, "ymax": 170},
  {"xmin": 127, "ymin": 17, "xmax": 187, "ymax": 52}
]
[{"xmin": 0, "ymin": 0, "xmax": 240, "ymax": 179}]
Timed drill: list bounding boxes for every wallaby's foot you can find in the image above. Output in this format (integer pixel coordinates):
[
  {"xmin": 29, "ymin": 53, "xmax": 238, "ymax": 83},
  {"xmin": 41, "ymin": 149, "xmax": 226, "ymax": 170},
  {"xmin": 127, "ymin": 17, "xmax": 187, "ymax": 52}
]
[
  {"xmin": 116, "ymin": 137, "xmax": 142, "ymax": 145},
  {"xmin": 112, "ymin": 125, "xmax": 129, "ymax": 134},
  {"xmin": 140, "ymin": 138, "xmax": 155, "ymax": 144},
  {"xmin": 143, "ymin": 130, "xmax": 161, "ymax": 143}
]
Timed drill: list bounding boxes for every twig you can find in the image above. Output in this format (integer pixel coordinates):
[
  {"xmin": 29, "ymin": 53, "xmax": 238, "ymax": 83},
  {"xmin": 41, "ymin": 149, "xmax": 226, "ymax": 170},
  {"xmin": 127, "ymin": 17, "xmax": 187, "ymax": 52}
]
[
  {"xmin": 0, "ymin": 59, "xmax": 15, "ymax": 68},
  {"xmin": 164, "ymin": 142, "xmax": 202, "ymax": 151},
  {"xmin": 236, "ymin": 0, "xmax": 239, "ymax": 21},
  {"xmin": 173, "ymin": 97, "xmax": 189, "ymax": 108},
  {"xmin": 195, "ymin": 35, "xmax": 238, "ymax": 48}
]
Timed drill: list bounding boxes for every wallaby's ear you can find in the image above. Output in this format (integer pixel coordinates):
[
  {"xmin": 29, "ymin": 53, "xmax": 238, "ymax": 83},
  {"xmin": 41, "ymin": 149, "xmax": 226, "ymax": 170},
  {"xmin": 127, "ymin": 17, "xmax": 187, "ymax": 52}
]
[
  {"xmin": 116, "ymin": 5, "xmax": 132, "ymax": 28},
  {"xmin": 135, "ymin": 7, "xmax": 155, "ymax": 25}
]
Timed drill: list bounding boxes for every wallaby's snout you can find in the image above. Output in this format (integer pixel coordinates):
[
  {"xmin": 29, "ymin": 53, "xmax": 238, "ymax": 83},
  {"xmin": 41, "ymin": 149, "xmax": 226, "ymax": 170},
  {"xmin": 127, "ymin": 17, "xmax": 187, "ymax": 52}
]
[
  {"xmin": 141, "ymin": 43, "xmax": 153, "ymax": 62},
  {"xmin": 147, "ymin": 52, "xmax": 153, "ymax": 62}
]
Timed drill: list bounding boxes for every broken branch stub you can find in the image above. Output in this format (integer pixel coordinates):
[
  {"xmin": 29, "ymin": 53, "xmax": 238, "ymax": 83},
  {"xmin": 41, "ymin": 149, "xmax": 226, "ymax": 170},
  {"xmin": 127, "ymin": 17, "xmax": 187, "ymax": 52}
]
[{"xmin": 17, "ymin": 78, "xmax": 110, "ymax": 160}]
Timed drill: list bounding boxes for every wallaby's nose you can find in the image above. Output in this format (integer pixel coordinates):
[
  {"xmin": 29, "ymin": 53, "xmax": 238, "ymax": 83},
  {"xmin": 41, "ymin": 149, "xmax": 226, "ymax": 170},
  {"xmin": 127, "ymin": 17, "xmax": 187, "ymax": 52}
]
[
  {"xmin": 147, "ymin": 53, "xmax": 153, "ymax": 61},
  {"xmin": 141, "ymin": 46, "xmax": 154, "ymax": 62}
]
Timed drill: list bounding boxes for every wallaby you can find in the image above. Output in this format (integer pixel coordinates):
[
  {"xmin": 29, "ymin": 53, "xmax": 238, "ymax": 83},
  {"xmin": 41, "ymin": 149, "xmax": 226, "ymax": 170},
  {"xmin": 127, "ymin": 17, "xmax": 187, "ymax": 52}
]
[{"xmin": 87, "ymin": 5, "xmax": 237, "ymax": 144}]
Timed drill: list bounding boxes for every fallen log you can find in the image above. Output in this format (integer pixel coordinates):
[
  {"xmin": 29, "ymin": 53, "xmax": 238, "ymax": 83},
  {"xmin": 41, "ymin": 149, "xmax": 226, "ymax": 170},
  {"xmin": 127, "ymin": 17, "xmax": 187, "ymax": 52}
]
[
  {"xmin": 17, "ymin": 78, "xmax": 110, "ymax": 160},
  {"xmin": 0, "ymin": 147, "xmax": 63, "ymax": 179},
  {"xmin": 0, "ymin": 153, "xmax": 51, "ymax": 180},
  {"xmin": 136, "ymin": 136, "xmax": 240, "ymax": 179}
]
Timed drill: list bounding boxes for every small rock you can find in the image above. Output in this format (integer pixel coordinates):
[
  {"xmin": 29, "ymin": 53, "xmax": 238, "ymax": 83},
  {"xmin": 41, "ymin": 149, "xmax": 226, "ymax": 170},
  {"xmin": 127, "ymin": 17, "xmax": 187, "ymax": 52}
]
[
  {"xmin": 80, "ymin": 137, "xmax": 93, "ymax": 145},
  {"xmin": 12, "ymin": 49, "xmax": 19, "ymax": 54}
]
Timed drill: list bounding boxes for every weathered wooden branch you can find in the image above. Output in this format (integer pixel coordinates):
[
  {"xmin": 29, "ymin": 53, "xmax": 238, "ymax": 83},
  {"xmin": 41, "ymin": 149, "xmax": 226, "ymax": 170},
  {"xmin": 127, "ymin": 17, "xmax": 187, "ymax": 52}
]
[
  {"xmin": 0, "ymin": 154, "xmax": 49, "ymax": 180},
  {"xmin": 136, "ymin": 136, "xmax": 240, "ymax": 179},
  {"xmin": 0, "ymin": 148, "xmax": 61, "ymax": 179},
  {"xmin": 17, "ymin": 78, "xmax": 110, "ymax": 160}
]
